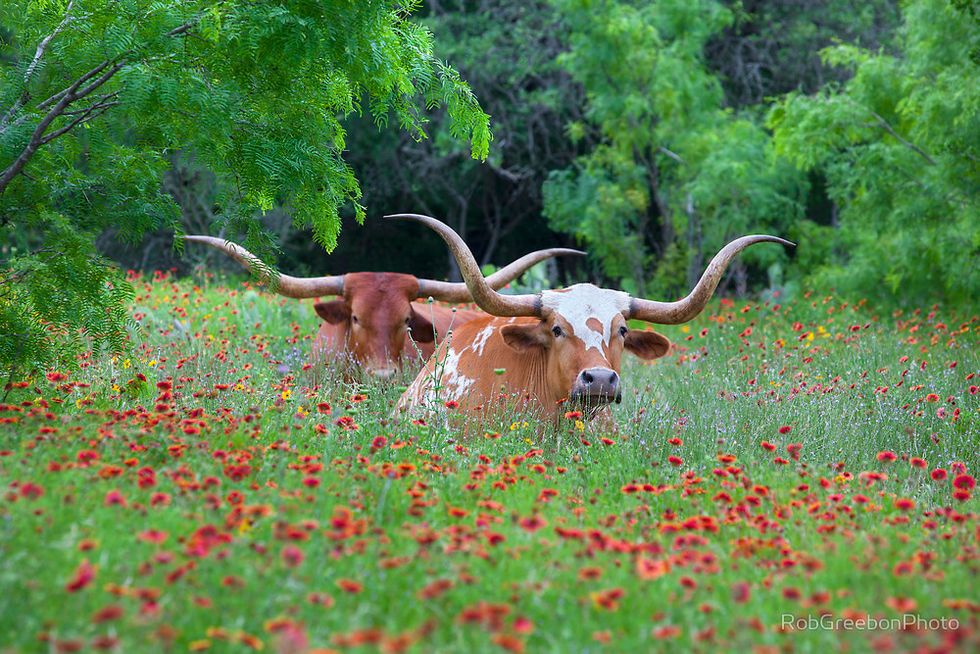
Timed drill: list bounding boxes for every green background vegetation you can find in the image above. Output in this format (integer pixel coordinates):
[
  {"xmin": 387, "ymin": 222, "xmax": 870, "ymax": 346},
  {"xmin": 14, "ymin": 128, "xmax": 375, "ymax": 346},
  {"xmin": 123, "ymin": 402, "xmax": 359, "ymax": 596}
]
[{"xmin": 1, "ymin": 0, "xmax": 978, "ymax": 377}]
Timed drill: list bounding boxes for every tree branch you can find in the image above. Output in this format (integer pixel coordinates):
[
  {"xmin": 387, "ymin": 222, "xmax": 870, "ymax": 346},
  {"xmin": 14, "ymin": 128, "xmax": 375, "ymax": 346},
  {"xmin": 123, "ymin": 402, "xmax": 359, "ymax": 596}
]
[
  {"xmin": 40, "ymin": 100, "xmax": 120, "ymax": 146},
  {"xmin": 35, "ymin": 59, "xmax": 114, "ymax": 111},
  {"xmin": 0, "ymin": 0, "xmax": 76, "ymax": 131},
  {"xmin": 0, "ymin": 60, "xmax": 124, "ymax": 194},
  {"xmin": 1, "ymin": 14, "xmax": 207, "ymax": 195},
  {"xmin": 869, "ymin": 110, "xmax": 936, "ymax": 165},
  {"xmin": 167, "ymin": 22, "xmax": 194, "ymax": 37}
]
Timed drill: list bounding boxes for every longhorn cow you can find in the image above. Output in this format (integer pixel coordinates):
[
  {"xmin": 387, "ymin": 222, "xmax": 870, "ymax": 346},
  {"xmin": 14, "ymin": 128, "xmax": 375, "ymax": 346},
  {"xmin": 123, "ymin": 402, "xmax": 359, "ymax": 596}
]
[
  {"xmin": 185, "ymin": 235, "xmax": 583, "ymax": 378},
  {"xmin": 388, "ymin": 214, "xmax": 794, "ymax": 421}
]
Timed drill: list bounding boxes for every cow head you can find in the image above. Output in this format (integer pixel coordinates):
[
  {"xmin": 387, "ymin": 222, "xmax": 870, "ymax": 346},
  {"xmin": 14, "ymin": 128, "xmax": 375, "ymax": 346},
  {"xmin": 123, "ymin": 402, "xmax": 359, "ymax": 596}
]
[
  {"xmin": 184, "ymin": 234, "xmax": 584, "ymax": 380},
  {"xmin": 386, "ymin": 213, "xmax": 794, "ymax": 410},
  {"xmin": 499, "ymin": 285, "xmax": 671, "ymax": 407},
  {"xmin": 314, "ymin": 273, "xmax": 435, "ymax": 379}
]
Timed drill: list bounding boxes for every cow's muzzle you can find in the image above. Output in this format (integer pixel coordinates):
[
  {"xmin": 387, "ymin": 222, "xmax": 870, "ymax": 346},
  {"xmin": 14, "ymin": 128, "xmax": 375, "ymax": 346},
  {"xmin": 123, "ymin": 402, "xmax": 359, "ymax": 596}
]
[
  {"xmin": 366, "ymin": 367, "xmax": 397, "ymax": 380},
  {"xmin": 570, "ymin": 367, "xmax": 621, "ymax": 405}
]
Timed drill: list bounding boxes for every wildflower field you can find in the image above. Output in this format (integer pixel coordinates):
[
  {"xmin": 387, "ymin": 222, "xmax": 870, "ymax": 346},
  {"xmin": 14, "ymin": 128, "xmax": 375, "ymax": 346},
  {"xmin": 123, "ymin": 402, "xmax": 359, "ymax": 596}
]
[{"xmin": 1, "ymin": 272, "xmax": 978, "ymax": 654}]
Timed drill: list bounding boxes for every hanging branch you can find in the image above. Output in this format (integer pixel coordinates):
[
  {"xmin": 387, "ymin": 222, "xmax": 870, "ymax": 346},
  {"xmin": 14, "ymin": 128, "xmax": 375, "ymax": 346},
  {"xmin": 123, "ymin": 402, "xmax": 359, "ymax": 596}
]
[
  {"xmin": 0, "ymin": 0, "xmax": 76, "ymax": 132},
  {"xmin": 0, "ymin": 12, "xmax": 203, "ymax": 196},
  {"xmin": 0, "ymin": 59, "xmax": 125, "ymax": 194},
  {"xmin": 868, "ymin": 110, "xmax": 937, "ymax": 166}
]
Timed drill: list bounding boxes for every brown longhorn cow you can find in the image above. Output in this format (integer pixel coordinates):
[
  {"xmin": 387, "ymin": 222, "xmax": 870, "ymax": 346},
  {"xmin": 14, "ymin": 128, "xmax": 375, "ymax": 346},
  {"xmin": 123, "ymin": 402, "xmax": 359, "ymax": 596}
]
[
  {"xmin": 185, "ymin": 235, "xmax": 583, "ymax": 378},
  {"xmin": 388, "ymin": 214, "xmax": 794, "ymax": 422}
]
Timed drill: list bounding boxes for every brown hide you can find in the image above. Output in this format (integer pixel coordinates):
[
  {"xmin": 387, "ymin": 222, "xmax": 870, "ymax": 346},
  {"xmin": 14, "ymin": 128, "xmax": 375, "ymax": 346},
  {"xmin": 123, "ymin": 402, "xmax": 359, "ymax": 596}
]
[
  {"xmin": 397, "ymin": 309, "xmax": 670, "ymax": 421},
  {"xmin": 310, "ymin": 272, "xmax": 481, "ymax": 378}
]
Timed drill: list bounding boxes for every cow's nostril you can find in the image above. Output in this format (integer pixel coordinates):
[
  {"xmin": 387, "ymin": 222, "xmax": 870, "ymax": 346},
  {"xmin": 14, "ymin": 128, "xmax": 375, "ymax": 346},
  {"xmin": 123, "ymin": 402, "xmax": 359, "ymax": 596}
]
[
  {"xmin": 608, "ymin": 371, "xmax": 619, "ymax": 385},
  {"xmin": 582, "ymin": 371, "xmax": 594, "ymax": 384}
]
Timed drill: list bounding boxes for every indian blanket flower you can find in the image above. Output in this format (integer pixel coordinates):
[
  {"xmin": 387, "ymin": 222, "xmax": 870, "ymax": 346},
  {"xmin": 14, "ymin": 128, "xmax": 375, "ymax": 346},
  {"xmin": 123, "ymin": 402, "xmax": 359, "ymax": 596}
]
[
  {"xmin": 952, "ymin": 474, "xmax": 976, "ymax": 491},
  {"xmin": 281, "ymin": 545, "xmax": 304, "ymax": 568},
  {"xmin": 65, "ymin": 559, "xmax": 96, "ymax": 593},
  {"xmin": 876, "ymin": 451, "xmax": 897, "ymax": 463}
]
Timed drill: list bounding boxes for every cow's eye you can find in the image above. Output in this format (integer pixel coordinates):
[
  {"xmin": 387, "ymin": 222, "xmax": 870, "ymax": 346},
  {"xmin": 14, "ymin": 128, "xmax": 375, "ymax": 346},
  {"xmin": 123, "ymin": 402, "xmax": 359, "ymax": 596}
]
[
  {"xmin": 351, "ymin": 316, "xmax": 359, "ymax": 324},
  {"xmin": 405, "ymin": 317, "xmax": 411, "ymax": 325},
  {"xmin": 552, "ymin": 326, "xmax": 563, "ymax": 337},
  {"xmin": 618, "ymin": 325, "xmax": 628, "ymax": 337}
]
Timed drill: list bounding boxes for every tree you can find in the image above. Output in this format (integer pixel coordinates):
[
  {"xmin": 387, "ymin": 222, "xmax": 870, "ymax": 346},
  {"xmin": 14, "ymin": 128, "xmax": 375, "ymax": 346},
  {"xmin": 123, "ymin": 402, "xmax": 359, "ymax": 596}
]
[
  {"xmin": 706, "ymin": 0, "xmax": 901, "ymax": 108},
  {"xmin": 543, "ymin": 0, "xmax": 804, "ymax": 297},
  {"xmin": 336, "ymin": 0, "xmax": 586, "ymax": 282},
  {"xmin": 0, "ymin": 0, "xmax": 490, "ymax": 378},
  {"xmin": 768, "ymin": 0, "xmax": 979, "ymax": 307}
]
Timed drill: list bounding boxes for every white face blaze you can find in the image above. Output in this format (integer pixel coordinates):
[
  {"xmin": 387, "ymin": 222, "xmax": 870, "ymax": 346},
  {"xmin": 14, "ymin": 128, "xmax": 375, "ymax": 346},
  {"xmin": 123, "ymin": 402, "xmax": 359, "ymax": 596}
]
[{"xmin": 541, "ymin": 284, "xmax": 630, "ymax": 353}]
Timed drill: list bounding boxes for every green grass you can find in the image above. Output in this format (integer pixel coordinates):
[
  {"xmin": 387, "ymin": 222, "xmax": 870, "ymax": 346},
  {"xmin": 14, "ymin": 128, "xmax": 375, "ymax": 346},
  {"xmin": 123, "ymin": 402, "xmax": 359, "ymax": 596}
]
[{"xmin": 1, "ymin": 275, "xmax": 977, "ymax": 653}]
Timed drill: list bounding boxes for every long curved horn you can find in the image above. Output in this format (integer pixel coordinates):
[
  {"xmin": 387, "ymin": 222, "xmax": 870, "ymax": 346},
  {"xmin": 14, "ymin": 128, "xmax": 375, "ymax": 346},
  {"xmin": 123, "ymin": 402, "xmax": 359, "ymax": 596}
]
[
  {"xmin": 628, "ymin": 235, "xmax": 795, "ymax": 324},
  {"xmin": 415, "ymin": 247, "xmax": 585, "ymax": 303},
  {"xmin": 184, "ymin": 235, "xmax": 345, "ymax": 299},
  {"xmin": 385, "ymin": 214, "xmax": 543, "ymax": 317}
]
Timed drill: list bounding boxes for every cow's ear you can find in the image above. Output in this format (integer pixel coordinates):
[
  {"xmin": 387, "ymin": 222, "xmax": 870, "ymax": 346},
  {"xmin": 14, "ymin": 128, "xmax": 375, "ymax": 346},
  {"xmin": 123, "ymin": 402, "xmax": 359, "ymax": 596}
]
[
  {"xmin": 625, "ymin": 330, "xmax": 671, "ymax": 360},
  {"xmin": 407, "ymin": 308, "xmax": 435, "ymax": 343},
  {"xmin": 314, "ymin": 300, "xmax": 350, "ymax": 324},
  {"xmin": 501, "ymin": 322, "xmax": 549, "ymax": 351}
]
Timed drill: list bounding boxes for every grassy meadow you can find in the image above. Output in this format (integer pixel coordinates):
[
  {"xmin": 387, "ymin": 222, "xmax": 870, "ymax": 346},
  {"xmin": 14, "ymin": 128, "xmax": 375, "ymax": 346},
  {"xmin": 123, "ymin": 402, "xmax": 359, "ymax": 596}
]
[{"xmin": 1, "ymin": 271, "xmax": 978, "ymax": 653}]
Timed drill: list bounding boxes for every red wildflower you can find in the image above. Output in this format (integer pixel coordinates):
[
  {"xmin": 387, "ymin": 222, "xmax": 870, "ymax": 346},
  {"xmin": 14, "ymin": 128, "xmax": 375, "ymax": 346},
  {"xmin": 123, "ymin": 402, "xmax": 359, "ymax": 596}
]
[
  {"xmin": 337, "ymin": 579, "xmax": 362, "ymax": 594},
  {"xmin": 786, "ymin": 443, "xmax": 802, "ymax": 460},
  {"xmin": 281, "ymin": 545, "xmax": 304, "ymax": 568},
  {"xmin": 91, "ymin": 605, "xmax": 124, "ymax": 623},
  {"xmin": 491, "ymin": 633, "xmax": 525, "ymax": 654},
  {"xmin": 104, "ymin": 490, "xmax": 126, "ymax": 507},
  {"xmin": 65, "ymin": 559, "xmax": 96, "ymax": 592},
  {"xmin": 334, "ymin": 416, "xmax": 359, "ymax": 431},
  {"xmin": 731, "ymin": 582, "xmax": 751, "ymax": 604},
  {"xmin": 910, "ymin": 457, "xmax": 927, "ymax": 469},
  {"xmin": 519, "ymin": 516, "xmax": 547, "ymax": 533},
  {"xmin": 931, "ymin": 468, "xmax": 948, "ymax": 481},
  {"xmin": 590, "ymin": 588, "xmax": 624, "ymax": 611},
  {"xmin": 652, "ymin": 626, "xmax": 681, "ymax": 640},
  {"xmin": 952, "ymin": 474, "xmax": 976, "ymax": 491},
  {"xmin": 876, "ymin": 451, "xmax": 897, "ymax": 463},
  {"xmin": 636, "ymin": 557, "xmax": 670, "ymax": 580},
  {"xmin": 894, "ymin": 497, "xmax": 915, "ymax": 511},
  {"xmin": 513, "ymin": 616, "xmax": 534, "ymax": 634},
  {"xmin": 760, "ymin": 441, "xmax": 776, "ymax": 452},
  {"xmin": 137, "ymin": 530, "xmax": 168, "ymax": 544},
  {"xmin": 886, "ymin": 597, "xmax": 918, "ymax": 612},
  {"xmin": 19, "ymin": 482, "xmax": 44, "ymax": 499},
  {"xmin": 924, "ymin": 393, "xmax": 940, "ymax": 402},
  {"xmin": 667, "ymin": 455, "xmax": 683, "ymax": 467},
  {"xmin": 778, "ymin": 425, "xmax": 792, "ymax": 435}
]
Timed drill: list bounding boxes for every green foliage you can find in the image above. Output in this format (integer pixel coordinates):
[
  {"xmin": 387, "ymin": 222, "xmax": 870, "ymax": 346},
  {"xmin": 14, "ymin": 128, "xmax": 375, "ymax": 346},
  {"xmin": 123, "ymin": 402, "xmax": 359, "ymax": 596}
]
[
  {"xmin": 768, "ymin": 0, "xmax": 980, "ymax": 307},
  {"xmin": 708, "ymin": 0, "xmax": 901, "ymax": 106},
  {"xmin": 2, "ymin": 275, "xmax": 977, "ymax": 651},
  {"xmin": 543, "ymin": 0, "xmax": 804, "ymax": 296},
  {"xmin": 0, "ymin": 0, "xmax": 490, "ymax": 376},
  {"xmin": 0, "ymin": 221, "xmax": 134, "ymax": 383}
]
